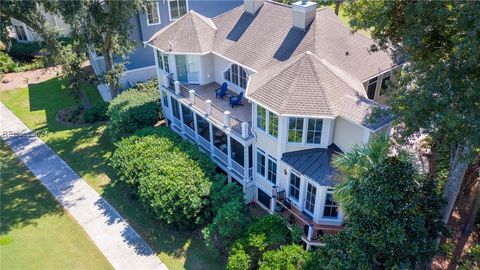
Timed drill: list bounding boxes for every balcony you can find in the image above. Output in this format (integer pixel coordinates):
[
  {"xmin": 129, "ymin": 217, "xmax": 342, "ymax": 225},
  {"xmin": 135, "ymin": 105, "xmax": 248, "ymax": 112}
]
[
  {"xmin": 162, "ymin": 74, "xmax": 253, "ymax": 140},
  {"xmin": 274, "ymin": 190, "xmax": 342, "ymax": 244}
]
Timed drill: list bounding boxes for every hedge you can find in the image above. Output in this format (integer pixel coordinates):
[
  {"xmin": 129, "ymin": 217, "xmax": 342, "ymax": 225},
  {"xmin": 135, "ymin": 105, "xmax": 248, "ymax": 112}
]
[
  {"xmin": 111, "ymin": 126, "xmax": 226, "ymax": 228},
  {"xmin": 106, "ymin": 80, "xmax": 162, "ymax": 140}
]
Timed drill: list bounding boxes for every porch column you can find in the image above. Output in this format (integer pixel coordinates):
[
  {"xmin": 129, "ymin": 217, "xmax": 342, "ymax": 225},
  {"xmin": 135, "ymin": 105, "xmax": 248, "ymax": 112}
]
[
  {"xmin": 174, "ymin": 81, "xmax": 180, "ymax": 95},
  {"xmin": 179, "ymin": 104, "xmax": 185, "ymax": 134},
  {"xmin": 205, "ymin": 100, "xmax": 212, "ymax": 115},
  {"xmin": 193, "ymin": 113, "xmax": 199, "ymax": 142},
  {"xmin": 243, "ymin": 144, "xmax": 249, "ymax": 180},
  {"xmin": 209, "ymin": 123, "xmax": 215, "ymax": 156},
  {"xmin": 241, "ymin": 122, "xmax": 249, "ymax": 139},
  {"xmin": 307, "ymin": 224, "xmax": 314, "ymax": 241},
  {"xmin": 227, "ymin": 135, "xmax": 232, "ymax": 170},
  {"xmin": 223, "ymin": 111, "xmax": 231, "ymax": 128},
  {"xmin": 189, "ymin": 89, "xmax": 195, "ymax": 104}
]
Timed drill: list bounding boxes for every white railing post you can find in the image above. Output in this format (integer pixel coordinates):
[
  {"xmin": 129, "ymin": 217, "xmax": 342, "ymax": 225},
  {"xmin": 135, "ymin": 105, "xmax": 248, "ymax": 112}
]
[
  {"xmin": 163, "ymin": 75, "xmax": 169, "ymax": 88},
  {"xmin": 307, "ymin": 224, "xmax": 314, "ymax": 241},
  {"xmin": 174, "ymin": 81, "xmax": 180, "ymax": 95},
  {"xmin": 189, "ymin": 89, "xmax": 195, "ymax": 104},
  {"xmin": 205, "ymin": 100, "xmax": 212, "ymax": 115},
  {"xmin": 241, "ymin": 122, "xmax": 249, "ymax": 139},
  {"xmin": 270, "ymin": 196, "xmax": 276, "ymax": 212},
  {"xmin": 223, "ymin": 111, "xmax": 231, "ymax": 128}
]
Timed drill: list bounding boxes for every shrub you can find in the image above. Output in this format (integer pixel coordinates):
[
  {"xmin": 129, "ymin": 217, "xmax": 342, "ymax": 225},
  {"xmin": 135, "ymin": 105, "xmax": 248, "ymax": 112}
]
[
  {"xmin": 106, "ymin": 79, "xmax": 161, "ymax": 140},
  {"xmin": 258, "ymin": 244, "xmax": 307, "ymax": 270},
  {"xmin": 0, "ymin": 52, "xmax": 17, "ymax": 73},
  {"xmin": 111, "ymin": 126, "xmax": 225, "ymax": 228},
  {"xmin": 9, "ymin": 41, "xmax": 43, "ymax": 61},
  {"xmin": 227, "ymin": 242, "xmax": 252, "ymax": 270},
  {"xmin": 202, "ymin": 185, "xmax": 248, "ymax": 256},
  {"xmin": 84, "ymin": 103, "xmax": 109, "ymax": 123}
]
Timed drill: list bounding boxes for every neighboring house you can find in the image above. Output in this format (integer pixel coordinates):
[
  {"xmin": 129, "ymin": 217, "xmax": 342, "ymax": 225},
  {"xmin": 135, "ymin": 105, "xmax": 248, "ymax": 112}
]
[
  {"xmin": 10, "ymin": 14, "xmax": 71, "ymax": 42},
  {"xmin": 148, "ymin": 0, "xmax": 401, "ymax": 249},
  {"xmin": 88, "ymin": 0, "xmax": 242, "ymax": 91}
]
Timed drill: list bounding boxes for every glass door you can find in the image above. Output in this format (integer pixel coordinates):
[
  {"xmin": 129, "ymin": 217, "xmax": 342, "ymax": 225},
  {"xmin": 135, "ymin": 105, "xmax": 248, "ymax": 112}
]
[
  {"xmin": 186, "ymin": 55, "xmax": 200, "ymax": 83},
  {"xmin": 175, "ymin": 55, "xmax": 188, "ymax": 83}
]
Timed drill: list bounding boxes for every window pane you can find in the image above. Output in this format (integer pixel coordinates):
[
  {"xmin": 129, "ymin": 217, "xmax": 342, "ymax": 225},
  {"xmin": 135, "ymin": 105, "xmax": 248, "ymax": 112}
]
[
  {"xmin": 171, "ymin": 98, "xmax": 180, "ymax": 119},
  {"xmin": 256, "ymin": 150, "xmax": 265, "ymax": 176},
  {"xmin": 196, "ymin": 115, "xmax": 210, "ymax": 141},
  {"xmin": 288, "ymin": 118, "xmax": 303, "ymax": 143},
  {"xmin": 256, "ymin": 106, "xmax": 266, "ymax": 131},
  {"xmin": 147, "ymin": 3, "xmax": 159, "ymax": 24},
  {"xmin": 367, "ymin": 77, "xmax": 378, "ymax": 99},
  {"xmin": 323, "ymin": 192, "xmax": 339, "ymax": 218},
  {"xmin": 232, "ymin": 64, "xmax": 238, "ymax": 85},
  {"xmin": 380, "ymin": 75, "xmax": 391, "ymax": 96},
  {"xmin": 267, "ymin": 158, "xmax": 277, "ymax": 184},
  {"xmin": 15, "ymin": 25, "xmax": 27, "ymax": 41},
  {"xmin": 157, "ymin": 51, "xmax": 164, "ymax": 70},
  {"xmin": 162, "ymin": 91, "xmax": 168, "ymax": 107},
  {"xmin": 181, "ymin": 105, "xmax": 194, "ymax": 130},
  {"xmin": 169, "ymin": 0, "xmax": 179, "ymax": 19},
  {"xmin": 178, "ymin": 0, "xmax": 187, "ymax": 17},
  {"xmin": 163, "ymin": 54, "xmax": 169, "ymax": 73},
  {"xmin": 268, "ymin": 112, "xmax": 278, "ymax": 138},
  {"xmin": 305, "ymin": 183, "xmax": 316, "ymax": 214},
  {"xmin": 307, "ymin": 119, "xmax": 322, "ymax": 144},
  {"xmin": 289, "ymin": 173, "xmax": 300, "ymax": 201}
]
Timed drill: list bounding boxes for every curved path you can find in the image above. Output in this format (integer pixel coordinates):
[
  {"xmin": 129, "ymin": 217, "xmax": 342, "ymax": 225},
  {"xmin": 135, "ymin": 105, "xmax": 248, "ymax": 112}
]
[{"xmin": 0, "ymin": 102, "xmax": 167, "ymax": 270}]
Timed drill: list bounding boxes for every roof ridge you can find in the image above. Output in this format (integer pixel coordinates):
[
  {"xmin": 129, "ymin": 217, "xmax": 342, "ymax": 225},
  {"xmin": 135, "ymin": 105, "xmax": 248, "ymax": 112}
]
[
  {"xmin": 191, "ymin": 12, "xmax": 216, "ymax": 51},
  {"xmin": 306, "ymin": 52, "xmax": 334, "ymax": 115}
]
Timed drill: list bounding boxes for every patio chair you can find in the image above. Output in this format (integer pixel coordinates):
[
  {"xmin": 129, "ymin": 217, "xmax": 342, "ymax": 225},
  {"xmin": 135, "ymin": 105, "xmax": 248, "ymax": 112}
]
[
  {"xmin": 215, "ymin": 82, "xmax": 228, "ymax": 99},
  {"xmin": 229, "ymin": 92, "xmax": 244, "ymax": 107}
]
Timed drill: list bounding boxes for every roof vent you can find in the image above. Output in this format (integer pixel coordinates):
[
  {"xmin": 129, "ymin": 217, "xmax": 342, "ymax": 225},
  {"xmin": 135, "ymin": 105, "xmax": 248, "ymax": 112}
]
[
  {"xmin": 292, "ymin": 1, "xmax": 317, "ymax": 30},
  {"xmin": 244, "ymin": 0, "xmax": 264, "ymax": 15}
]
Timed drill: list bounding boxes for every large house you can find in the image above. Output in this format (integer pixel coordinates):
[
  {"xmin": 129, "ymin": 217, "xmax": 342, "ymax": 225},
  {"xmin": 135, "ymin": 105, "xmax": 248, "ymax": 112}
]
[
  {"xmin": 89, "ymin": 0, "xmax": 242, "ymax": 92},
  {"xmin": 10, "ymin": 13, "xmax": 71, "ymax": 43},
  {"xmin": 148, "ymin": 0, "xmax": 400, "ymax": 249}
]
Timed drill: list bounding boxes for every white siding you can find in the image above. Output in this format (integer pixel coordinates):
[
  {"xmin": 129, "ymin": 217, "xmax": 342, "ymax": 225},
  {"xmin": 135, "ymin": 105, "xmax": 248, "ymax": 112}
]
[{"xmin": 333, "ymin": 117, "xmax": 366, "ymax": 152}]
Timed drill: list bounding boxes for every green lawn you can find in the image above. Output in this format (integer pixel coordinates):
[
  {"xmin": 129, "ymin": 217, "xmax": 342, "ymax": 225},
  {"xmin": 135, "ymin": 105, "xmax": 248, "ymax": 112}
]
[
  {"xmin": 0, "ymin": 78, "xmax": 223, "ymax": 270},
  {"xmin": 0, "ymin": 141, "xmax": 113, "ymax": 270}
]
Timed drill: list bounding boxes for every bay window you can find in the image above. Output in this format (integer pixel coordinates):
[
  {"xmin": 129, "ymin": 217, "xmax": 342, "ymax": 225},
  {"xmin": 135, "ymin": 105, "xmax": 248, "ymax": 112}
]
[
  {"xmin": 323, "ymin": 189, "xmax": 339, "ymax": 219},
  {"xmin": 157, "ymin": 51, "xmax": 170, "ymax": 73},
  {"xmin": 289, "ymin": 172, "xmax": 301, "ymax": 201},
  {"xmin": 288, "ymin": 117, "xmax": 303, "ymax": 143},
  {"xmin": 268, "ymin": 112, "xmax": 278, "ymax": 138},
  {"xmin": 305, "ymin": 183, "xmax": 316, "ymax": 214}
]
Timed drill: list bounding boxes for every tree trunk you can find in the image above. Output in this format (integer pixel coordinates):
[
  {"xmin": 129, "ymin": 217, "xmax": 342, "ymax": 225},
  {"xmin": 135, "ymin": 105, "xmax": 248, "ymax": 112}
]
[
  {"xmin": 442, "ymin": 144, "xmax": 473, "ymax": 223},
  {"xmin": 103, "ymin": 48, "xmax": 117, "ymax": 99},
  {"xmin": 334, "ymin": 1, "xmax": 342, "ymax": 16}
]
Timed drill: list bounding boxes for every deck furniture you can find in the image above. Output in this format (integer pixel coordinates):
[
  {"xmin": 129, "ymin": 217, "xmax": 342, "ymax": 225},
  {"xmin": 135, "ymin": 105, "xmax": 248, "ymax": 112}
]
[
  {"xmin": 229, "ymin": 92, "xmax": 244, "ymax": 107},
  {"xmin": 215, "ymin": 82, "xmax": 228, "ymax": 99}
]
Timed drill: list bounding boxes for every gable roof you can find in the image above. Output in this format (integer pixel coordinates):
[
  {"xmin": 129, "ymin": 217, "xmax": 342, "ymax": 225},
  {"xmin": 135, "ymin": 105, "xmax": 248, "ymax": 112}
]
[
  {"xmin": 281, "ymin": 144, "xmax": 342, "ymax": 186},
  {"xmin": 149, "ymin": 11, "xmax": 217, "ymax": 53}
]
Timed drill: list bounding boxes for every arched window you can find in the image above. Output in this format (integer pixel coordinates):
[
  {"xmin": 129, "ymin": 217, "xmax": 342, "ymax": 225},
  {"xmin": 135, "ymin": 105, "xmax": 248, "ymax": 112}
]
[{"xmin": 224, "ymin": 64, "xmax": 247, "ymax": 89}]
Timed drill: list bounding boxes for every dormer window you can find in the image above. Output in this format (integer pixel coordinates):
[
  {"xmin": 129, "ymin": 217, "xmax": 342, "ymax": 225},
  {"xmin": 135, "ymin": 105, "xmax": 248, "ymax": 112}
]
[{"xmin": 224, "ymin": 64, "xmax": 247, "ymax": 89}]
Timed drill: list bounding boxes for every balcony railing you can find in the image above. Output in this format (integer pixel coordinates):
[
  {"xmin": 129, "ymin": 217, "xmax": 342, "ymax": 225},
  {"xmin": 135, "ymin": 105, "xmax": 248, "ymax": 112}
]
[
  {"xmin": 274, "ymin": 190, "xmax": 342, "ymax": 242},
  {"xmin": 162, "ymin": 74, "xmax": 252, "ymax": 140}
]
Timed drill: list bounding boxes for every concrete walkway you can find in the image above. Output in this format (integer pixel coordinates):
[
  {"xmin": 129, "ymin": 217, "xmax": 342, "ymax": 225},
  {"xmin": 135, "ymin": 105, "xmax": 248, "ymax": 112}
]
[{"xmin": 0, "ymin": 102, "xmax": 167, "ymax": 270}]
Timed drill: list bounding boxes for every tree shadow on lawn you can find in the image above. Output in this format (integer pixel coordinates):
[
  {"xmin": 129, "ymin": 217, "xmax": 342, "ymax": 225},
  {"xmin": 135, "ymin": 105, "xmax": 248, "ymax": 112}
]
[{"xmin": 0, "ymin": 141, "xmax": 64, "ymax": 236}]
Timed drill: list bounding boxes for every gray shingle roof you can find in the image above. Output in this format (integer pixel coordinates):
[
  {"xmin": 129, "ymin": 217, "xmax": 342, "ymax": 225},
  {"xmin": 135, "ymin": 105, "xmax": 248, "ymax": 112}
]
[
  {"xmin": 281, "ymin": 144, "xmax": 342, "ymax": 186},
  {"xmin": 149, "ymin": 11, "xmax": 217, "ymax": 53},
  {"xmin": 247, "ymin": 51, "xmax": 391, "ymax": 129}
]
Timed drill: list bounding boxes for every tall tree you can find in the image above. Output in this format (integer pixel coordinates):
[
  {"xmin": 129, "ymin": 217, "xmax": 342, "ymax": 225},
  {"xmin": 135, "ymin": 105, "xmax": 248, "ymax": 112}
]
[
  {"xmin": 305, "ymin": 136, "xmax": 445, "ymax": 269},
  {"xmin": 344, "ymin": 0, "xmax": 480, "ymax": 223},
  {"xmin": 55, "ymin": 0, "xmax": 146, "ymax": 98},
  {"xmin": 0, "ymin": 0, "xmax": 61, "ymax": 63}
]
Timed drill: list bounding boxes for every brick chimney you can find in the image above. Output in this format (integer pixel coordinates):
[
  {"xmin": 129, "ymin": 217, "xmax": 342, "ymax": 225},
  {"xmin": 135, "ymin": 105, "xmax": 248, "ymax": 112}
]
[
  {"xmin": 244, "ymin": 0, "xmax": 264, "ymax": 15},
  {"xmin": 292, "ymin": 0, "xmax": 317, "ymax": 30}
]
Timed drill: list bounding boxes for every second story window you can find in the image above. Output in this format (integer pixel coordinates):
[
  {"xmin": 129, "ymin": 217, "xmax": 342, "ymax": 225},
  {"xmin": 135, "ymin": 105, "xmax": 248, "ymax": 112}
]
[
  {"xmin": 146, "ymin": 2, "xmax": 160, "ymax": 25},
  {"xmin": 323, "ymin": 189, "xmax": 339, "ymax": 219},
  {"xmin": 306, "ymin": 119, "xmax": 322, "ymax": 144},
  {"xmin": 169, "ymin": 0, "xmax": 187, "ymax": 21},
  {"xmin": 224, "ymin": 64, "xmax": 247, "ymax": 89},
  {"xmin": 157, "ymin": 51, "xmax": 170, "ymax": 73},
  {"xmin": 268, "ymin": 112, "xmax": 278, "ymax": 138},
  {"xmin": 288, "ymin": 117, "xmax": 304, "ymax": 143},
  {"xmin": 256, "ymin": 105, "xmax": 266, "ymax": 131},
  {"xmin": 14, "ymin": 25, "xmax": 27, "ymax": 41}
]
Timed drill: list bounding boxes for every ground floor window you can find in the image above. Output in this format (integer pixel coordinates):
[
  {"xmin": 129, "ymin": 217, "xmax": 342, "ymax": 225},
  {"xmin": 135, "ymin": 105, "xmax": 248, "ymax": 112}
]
[
  {"xmin": 14, "ymin": 25, "xmax": 27, "ymax": 41},
  {"xmin": 289, "ymin": 172, "xmax": 301, "ymax": 201},
  {"xmin": 323, "ymin": 189, "xmax": 339, "ymax": 219},
  {"xmin": 305, "ymin": 183, "xmax": 316, "ymax": 214},
  {"xmin": 257, "ymin": 188, "xmax": 271, "ymax": 209}
]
